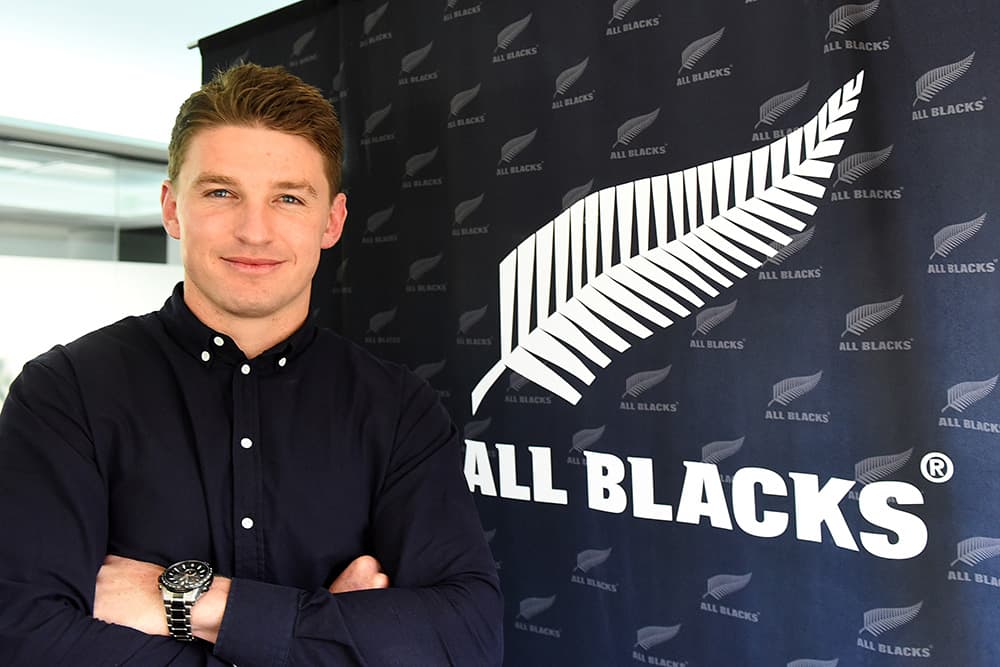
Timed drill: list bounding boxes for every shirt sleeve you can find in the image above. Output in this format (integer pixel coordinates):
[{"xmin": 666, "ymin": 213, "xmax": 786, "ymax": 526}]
[
  {"xmin": 213, "ymin": 371, "xmax": 504, "ymax": 667},
  {"xmin": 0, "ymin": 352, "xmax": 223, "ymax": 666}
]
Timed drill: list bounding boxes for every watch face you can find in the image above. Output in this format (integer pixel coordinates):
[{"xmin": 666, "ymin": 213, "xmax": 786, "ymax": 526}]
[{"xmin": 160, "ymin": 560, "xmax": 213, "ymax": 593}]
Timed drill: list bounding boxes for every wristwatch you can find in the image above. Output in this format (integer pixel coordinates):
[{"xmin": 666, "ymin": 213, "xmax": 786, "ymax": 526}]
[{"xmin": 158, "ymin": 559, "xmax": 214, "ymax": 641}]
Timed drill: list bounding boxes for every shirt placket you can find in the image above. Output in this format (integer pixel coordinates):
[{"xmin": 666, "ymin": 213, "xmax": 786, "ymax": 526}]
[{"xmin": 232, "ymin": 360, "xmax": 264, "ymax": 580}]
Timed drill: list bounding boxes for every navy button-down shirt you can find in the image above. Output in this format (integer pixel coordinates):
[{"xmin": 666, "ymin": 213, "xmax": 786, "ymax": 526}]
[{"xmin": 0, "ymin": 284, "xmax": 502, "ymax": 666}]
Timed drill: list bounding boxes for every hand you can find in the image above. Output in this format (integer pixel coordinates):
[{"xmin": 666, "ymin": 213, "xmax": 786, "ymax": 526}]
[
  {"xmin": 328, "ymin": 555, "xmax": 390, "ymax": 594},
  {"xmin": 94, "ymin": 554, "xmax": 230, "ymax": 644},
  {"xmin": 93, "ymin": 554, "xmax": 169, "ymax": 636}
]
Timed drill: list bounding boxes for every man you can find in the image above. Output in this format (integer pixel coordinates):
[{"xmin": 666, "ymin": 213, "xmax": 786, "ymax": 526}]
[{"xmin": 0, "ymin": 63, "xmax": 502, "ymax": 665}]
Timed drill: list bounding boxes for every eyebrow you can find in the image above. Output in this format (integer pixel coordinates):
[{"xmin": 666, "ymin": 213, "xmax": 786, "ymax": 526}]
[{"xmin": 192, "ymin": 174, "xmax": 319, "ymax": 199}]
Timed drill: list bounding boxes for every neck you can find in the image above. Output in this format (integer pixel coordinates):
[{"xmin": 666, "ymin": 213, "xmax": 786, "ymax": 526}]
[{"xmin": 183, "ymin": 289, "xmax": 308, "ymax": 359}]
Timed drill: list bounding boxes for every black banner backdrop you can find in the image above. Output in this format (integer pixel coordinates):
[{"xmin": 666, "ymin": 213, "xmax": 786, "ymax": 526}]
[{"xmin": 199, "ymin": 1, "xmax": 1000, "ymax": 664}]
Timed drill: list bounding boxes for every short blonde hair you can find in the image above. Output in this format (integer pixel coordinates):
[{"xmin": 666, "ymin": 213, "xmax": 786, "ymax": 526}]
[{"xmin": 168, "ymin": 63, "xmax": 343, "ymax": 195}]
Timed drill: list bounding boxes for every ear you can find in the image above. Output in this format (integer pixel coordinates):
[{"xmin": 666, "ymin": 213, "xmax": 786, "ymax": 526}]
[
  {"xmin": 321, "ymin": 192, "xmax": 348, "ymax": 249},
  {"xmin": 161, "ymin": 180, "xmax": 181, "ymax": 240}
]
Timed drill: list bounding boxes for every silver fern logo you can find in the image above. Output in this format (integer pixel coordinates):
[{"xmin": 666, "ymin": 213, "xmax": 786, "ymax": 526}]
[
  {"xmin": 405, "ymin": 253, "xmax": 446, "ymax": 293},
  {"xmin": 457, "ymin": 305, "xmax": 492, "ymax": 346},
  {"xmin": 452, "ymin": 194, "xmax": 489, "ymax": 237},
  {"xmin": 913, "ymin": 52, "xmax": 974, "ymax": 106},
  {"xmin": 620, "ymin": 365, "xmax": 677, "ymax": 413},
  {"xmin": 571, "ymin": 547, "xmax": 618, "ymax": 592},
  {"xmin": 951, "ymin": 537, "xmax": 1000, "ymax": 567},
  {"xmin": 610, "ymin": 108, "xmax": 666, "ymax": 160},
  {"xmin": 912, "ymin": 52, "xmax": 985, "ymax": 121},
  {"xmin": 823, "ymin": 0, "xmax": 889, "ymax": 56},
  {"xmin": 857, "ymin": 601, "xmax": 931, "ymax": 657},
  {"xmin": 678, "ymin": 27, "xmax": 724, "ymax": 73},
  {"xmin": 552, "ymin": 57, "xmax": 595, "ymax": 110},
  {"xmin": 443, "ymin": 0, "xmax": 481, "ymax": 22},
  {"xmin": 567, "ymin": 425, "xmax": 606, "ymax": 466},
  {"xmin": 831, "ymin": 145, "xmax": 892, "ymax": 188},
  {"xmin": 470, "ymin": 72, "xmax": 866, "ymax": 414},
  {"xmin": 398, "ymin": 41, "xmax": 438, "ymax": 85},
  {"xmin": 692, "ymin": 299, "xmax": 736, "ymax": 335},
  {"xmin": 496, "ymin": 129, "xmax": 543, "ymax": 176},
  {"xmin": 361, "ymin": 205, "xmax": 396, "ymax": 245},
  {"xmin": 463, "ymin": 416, "xmax": 492, "ymax": 440},
  {"xmin": 402, "ymin": 147, "xmax": 442, "ymax": 188},
  {"xmin": 758, "ymin": 228, "xmax": 822, "ymax": 281},
  {"xmin": 364, "ymin": 306, "xmax": 400, "ymax": 344},
  {"xmin": 330, "ymin": 62, "xmax": 347, "ymax": 100},
  {"xmin": 848, "ymin": 448, "xmax": 912, "ymax": 501},
  {"xmin": 825, "ymin": 0, "xmax": 878, "ymax": 39},
  {"xmin": 941, "ymin": 375, "xmax": 997, "ymax": 413},
  {"xmin": 701, "ymin": 436, "xmax": 745, "ymax": 465},
  {"xmin": 702, "ymin": 572, "xmax": 751, "ymax": 601},
  {"xmin": 330, "ymin": 256, "xmax": 351, "ymax": 295},
  {"xmin": 675, "ymin": 27, "xmax": 732, "ymax": 88},
  {"xmin": 858, "ymin": 601, "xmax": 922, "ymax": 636},
  {"xmin": 492, "ymin": 13, "xmax": 537, "ymax": 63},
  {"xmin": 288, "ymin": 28, "xmax": 318, "ymax": 67},
  {"xmin": 514, "ymin": 595, "xmax": 561, "ymax": 638},
  {"xmin": 562, "ymin": 179, "xmax": 594, "ymax": 210},
  {"xmin": 930, "ymin": 213, "xmax": 987, "ymax": 259},
  {"xmin": 766, "ymin": 371, "xmax": 829, "ymax": 424},
  {"xmin": 360, "ymin": 2, "xmax": 392, "ymax": 47},
  {"xmin": 700, "ymin": 573, "xmax": 760, "ymax": 623},
  {"xmin": 927, "ymin": 213, "xmax": 995, "ymax": 276},
  {"xmin": 838, "ymin": 296, "xmax": 910, "ymax": 352},
  {"xmin": 769, "ymin": 371, "xmax": 822, "ymax": 407},
  {"xmin": 606, "ymin": 0, "xmax": 661, "ymax": 37},
  {"xmin": 752, "ymin": 81, "xmax": 809, "ymax": 140},
  {"xmin": 447, "ymin": 83, "xmax": 486, "ymax": 129},
  {"xmin": 947, "ymin": 536, "xmax": 1000, "ymax": 591},
  {"xmin": 634, "ymin": 625, "xmax": 681, "ymax": 651},
  {"xmin": 360, "ymin": 103, "xmax": 394, "ymax": 146},
  {"xmin": 631, "ymin": 624, "xmax": 684, "ymax": 665},
  {"xmin": 788, "ymin": 660, "xmax": 838, "ymax": 667},
  {"xmin": 939, "ymin": 375, "xmax": 1000, "ymax": 435}
]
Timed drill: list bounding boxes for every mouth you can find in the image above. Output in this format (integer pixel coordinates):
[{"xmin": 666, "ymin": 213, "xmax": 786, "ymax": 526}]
[{"xmin": 222, "ymin": 256, "xmax": 285, "ymax": 274}]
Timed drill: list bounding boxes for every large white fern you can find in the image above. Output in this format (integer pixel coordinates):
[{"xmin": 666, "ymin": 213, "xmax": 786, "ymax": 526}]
[{"xmin": 471, "ymin": 72, "xmax": 865, "ymax": 413}]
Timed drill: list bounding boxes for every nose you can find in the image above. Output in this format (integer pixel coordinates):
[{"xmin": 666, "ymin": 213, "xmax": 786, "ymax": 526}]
[{"xmin": 233, "ymin": 200, "xmax": 274, "ymax": 245}]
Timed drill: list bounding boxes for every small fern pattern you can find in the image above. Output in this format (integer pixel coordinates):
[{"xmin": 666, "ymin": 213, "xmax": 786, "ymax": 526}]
[
  {"xmin": 472, "ymin": 72, "xmax": 865, "ymax": 413},
  {"xmin": 756, "ymin": 82, "xmax": 809, "ymax": 129},
  {"xmin": 858, "ymin": 601, "xmax": 922, "ymax": 637},
  {"xmin": 854, "ymin": 448, "xmax": 912, "ymax": 485},
  {"xmin": 914, "ymin": 52, "xmax": 975, "ymax": 105},
  {"xmin": 678, "ymin": 27, "xmax": 725, "ymax": 73},
  {"xmin": 769, "ymin": 371, "xmax": 823, "ymax": 407},
  {"xmin": 941, "ymin": 375, "xmax": 998, "ymax": 412},
  {"xmin": 701, "ymin": 437, "xmax": 745, "ymax": 464},
  {"xmin": 833, "ymin": 145, "xmax": 892, "ymax": 187},
  {"xmin": 826, "ymin": 0, "xmax": 879, "ymax": 38},
  {"xmin": 622, "ymin": 364, "xmax": 671, "ymax": 398},
  {"xmin": 842, "ymin": 295, "xmax": 903, "ymax": 337},
  {"xmin": 554, "ymin": 57, "xmax": 590, "ymax": 97},
  {"xmin": 929, "ymin": 213, "xmax": 986, "ymax": 259},
  {"xmin": 951, "ymin": 537, "xmax": 1000, "ymax": 567},
  {"xmin": 703, "ymin": 573, "xmax": 752, "ymax": 600},
  {"xmin": 634, "ymin": 625, "xmax": 681, "ymax": 651}
]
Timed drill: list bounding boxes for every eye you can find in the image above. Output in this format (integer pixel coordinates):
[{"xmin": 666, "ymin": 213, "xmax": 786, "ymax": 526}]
[
  {"xmin": 206, "ymin": 189, "xmax": 233, "ymax": 198},
  {"xmin": 278, "ymin": 194, "xmax": 304, "ymax": 205}
]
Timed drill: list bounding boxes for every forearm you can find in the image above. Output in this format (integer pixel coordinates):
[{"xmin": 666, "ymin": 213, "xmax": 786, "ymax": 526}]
[{"xmin": 214, "ymin": 573, "xmax": 502, "ymax": 667}]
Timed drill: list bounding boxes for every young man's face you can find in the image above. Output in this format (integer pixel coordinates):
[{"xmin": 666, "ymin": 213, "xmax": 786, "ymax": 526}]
[{"xmin": 161, "ymin": 125, "xmax": 346, "ymax": 329}]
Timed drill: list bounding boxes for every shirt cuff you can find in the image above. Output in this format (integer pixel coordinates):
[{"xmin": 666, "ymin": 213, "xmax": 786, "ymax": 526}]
[{"xmin": 213, "ymin": 577, "xmax": 299, "ymax": 667}]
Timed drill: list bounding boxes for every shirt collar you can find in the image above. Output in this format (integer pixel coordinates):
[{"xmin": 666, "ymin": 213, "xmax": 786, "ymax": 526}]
[{"xmin": 157, "ymin": 282, "xmax": 318, "ymax": 367}]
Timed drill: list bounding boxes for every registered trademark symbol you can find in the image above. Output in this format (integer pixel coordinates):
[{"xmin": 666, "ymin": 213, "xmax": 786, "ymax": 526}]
[{"xmin": 920, "ymin": 452, "xmax": 954, "ymax": 483}]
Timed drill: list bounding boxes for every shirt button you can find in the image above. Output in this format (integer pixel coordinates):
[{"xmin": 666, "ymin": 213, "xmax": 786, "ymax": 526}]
[
  {"xmin": 241, "ymin": 517, "xmax": 254, "ymax": 530},
  {"xmin": 240, "ymin": 437, "xmax": 253, "ymax": 449},
  {"xmin": 278, "ymin": 357, "xmax": 287, "ymax": 368},
  {"xmin": 200, "ymin": 351, "xmax": 211, "ymax": 362},
  {"xmin": 213, "ymin": 336, "xmax": 225, "ymax": 347},
  {"xmin": 240, "ymin": 364, "xmax": 251, "ymax": 375}
]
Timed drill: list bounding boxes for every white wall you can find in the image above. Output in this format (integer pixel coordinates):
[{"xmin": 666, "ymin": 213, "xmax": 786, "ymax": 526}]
[{"xmin": 0, "ymin": 255, "xmax": 183, "ymax": 403}]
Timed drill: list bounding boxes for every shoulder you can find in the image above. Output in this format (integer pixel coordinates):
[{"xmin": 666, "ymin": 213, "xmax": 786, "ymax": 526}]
[{"xmin": 310, "ymin": 328, "xmax": 438, "ymax": 407}]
